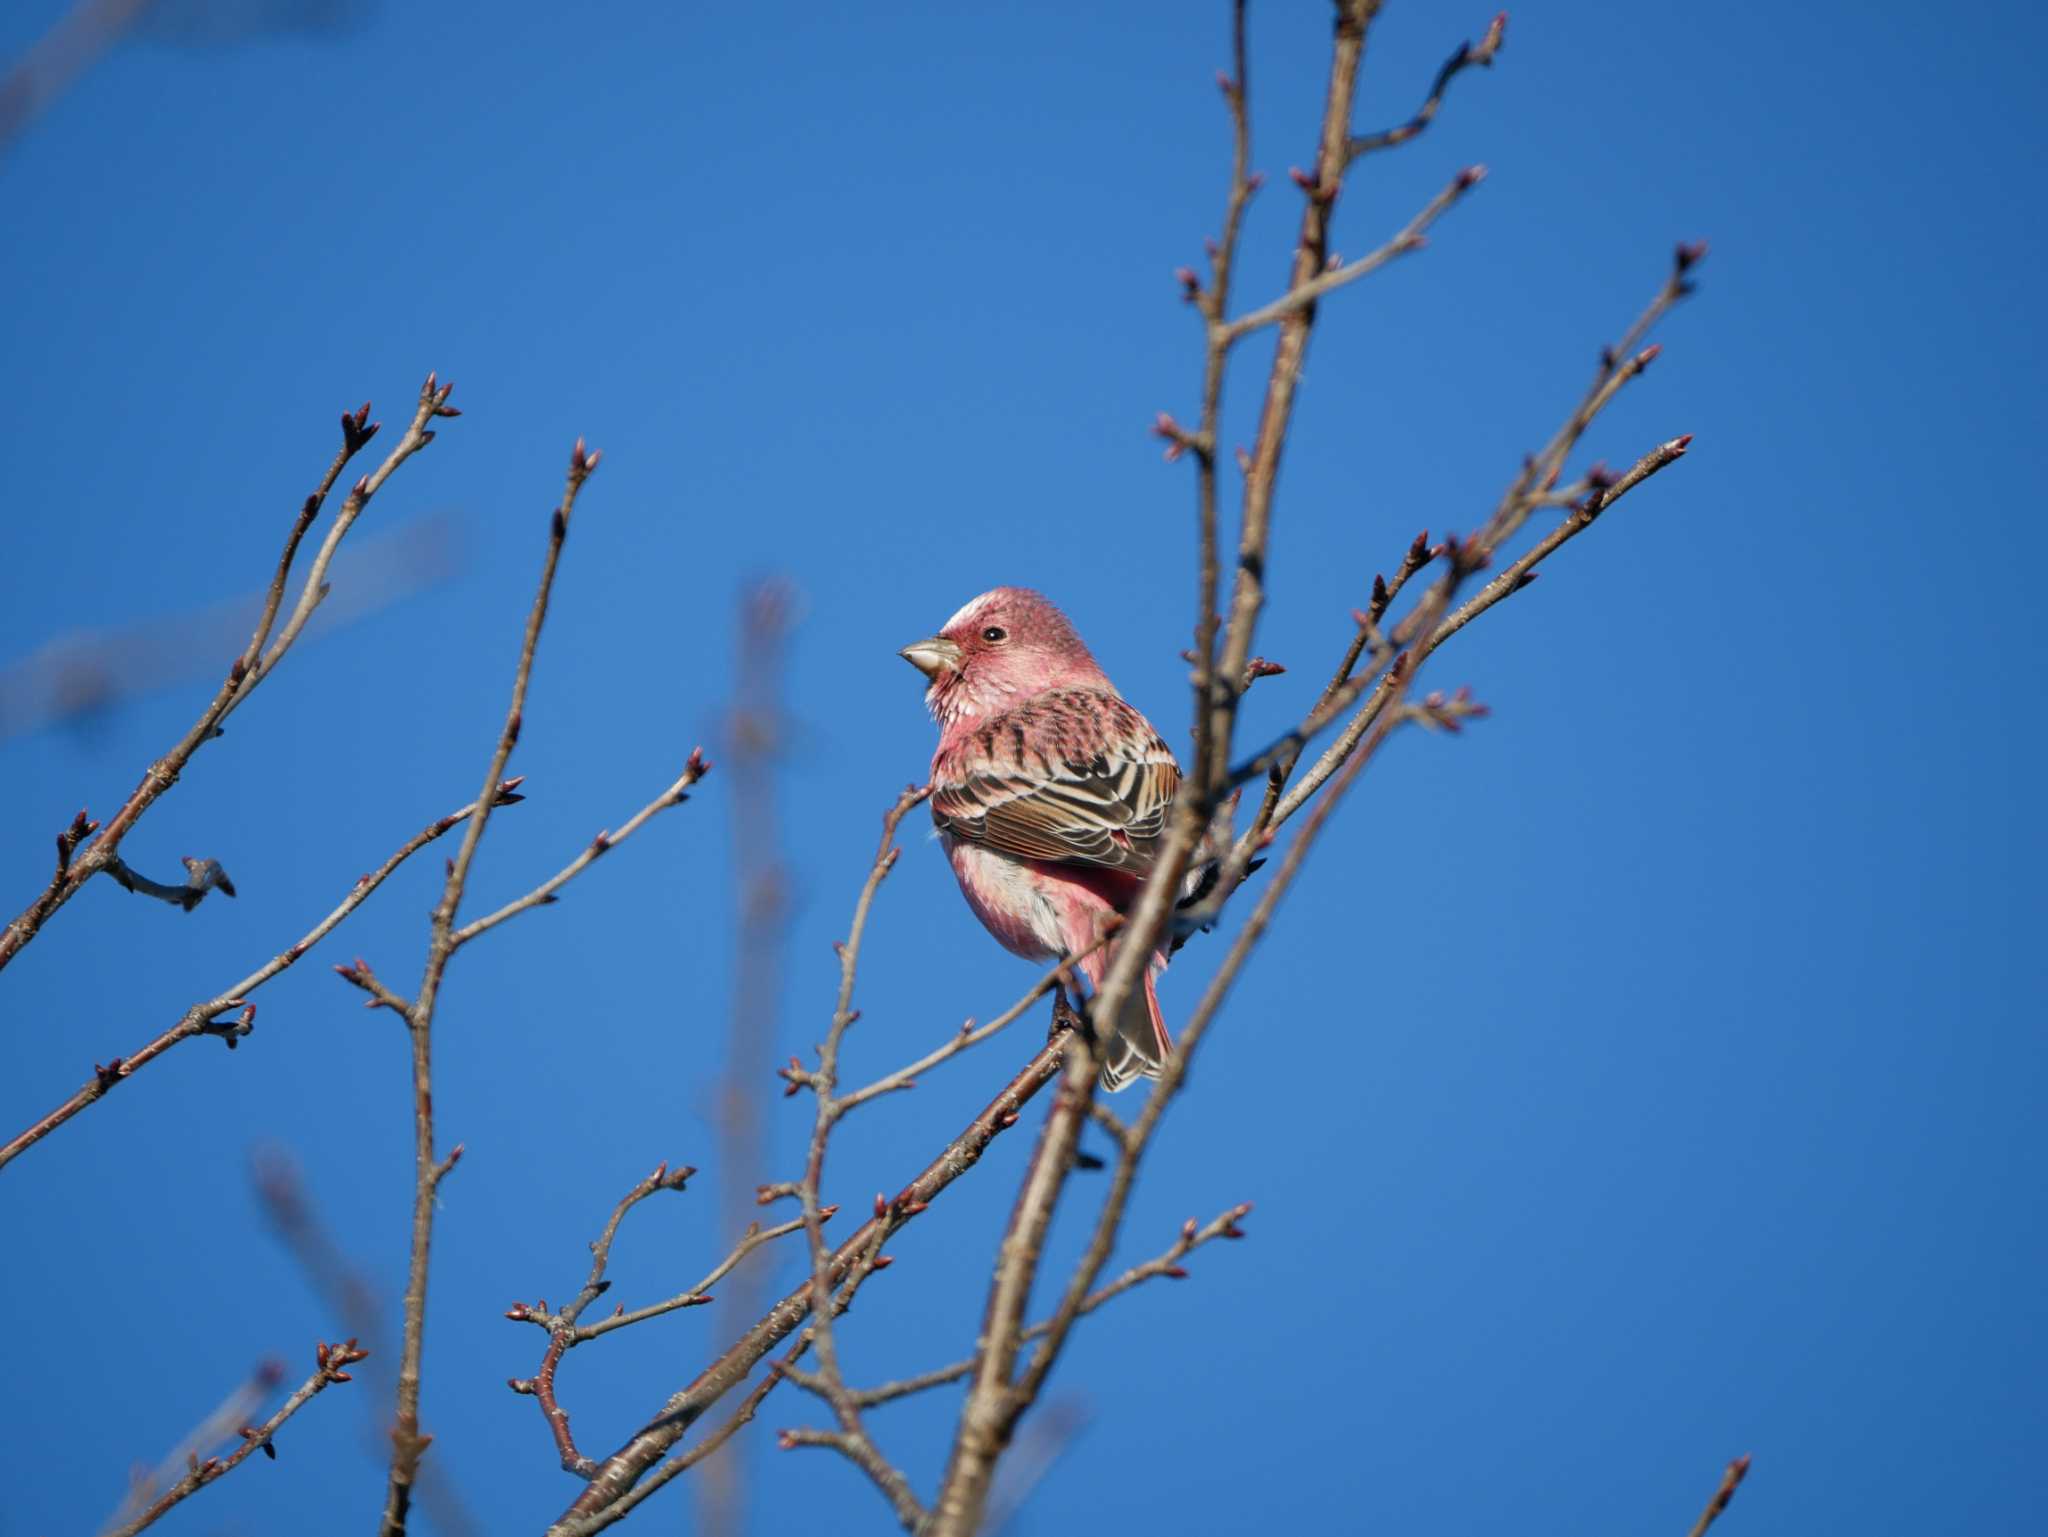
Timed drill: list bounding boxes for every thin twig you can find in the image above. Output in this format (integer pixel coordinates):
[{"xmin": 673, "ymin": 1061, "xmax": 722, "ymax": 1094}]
[
  {"xmin": 575, "ymin": 1216, "xmax": 809, "ymax": 1345},
  {"xmin": 773, "ymin": 1420, "xmax": 926, "ymax": 1531},
  {"xmin": 0, "ymin": 780, "xmax": 523, "ymax": 1173},
  {"xmin": 833, "ymin": 935, "xmax": 1112, "ymax": 1113},
  {"xmin": 852, "ymin": 1204, "xmax": 1251, "ymax": 1410},
  {"xmin": 377, "ymin": 440, "xmax": 603, "ymax": 1537},
  {"xmin": 101, "ymin": 1341, "xmax": 368, "ymax": 1537},
  {"xmin": 1220, "ymin": 164, "xmax": 1486, "ymax": 341},
  {"xmin": 449, "ymin": 755, "xmax": 709, "ymax": 946},
  {"xmin": 1240, "ymin": 526, "xmax": 1433, "ymax": 838},
  {"xmin": 232, "ymin": 386, "xmax": 458, "ymax": 720},
  {"xmin": 1429, "ymin": 434, "xmax": 1693, "ymax": 651},
  {"xmin": 1684, "ymin": 1455, "xmax": 1753, "ymax": 1537},
  {"xmin": 1346, "ymin": 11, "xmax": 1507, "ymax": 162},
  {"xmin": 1184, "ymin": 0, "xmax": 1256, "ymax": 786}
]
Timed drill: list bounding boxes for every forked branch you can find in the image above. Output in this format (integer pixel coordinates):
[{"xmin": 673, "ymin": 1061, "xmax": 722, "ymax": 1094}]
[{"xmin": 0, "ymin": 377, "xmax": 456, "ymax": 974}]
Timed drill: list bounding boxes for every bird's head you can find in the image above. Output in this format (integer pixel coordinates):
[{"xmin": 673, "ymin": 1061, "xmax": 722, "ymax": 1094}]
[{"xmin": 900, "ymin": 587, "xmax": 1111, "ymax": 727}]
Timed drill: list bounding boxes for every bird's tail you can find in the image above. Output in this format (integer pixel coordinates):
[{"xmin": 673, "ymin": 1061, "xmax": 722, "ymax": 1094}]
[{"xmin": 1080, "ymin": 941, "xmax": 1170, "ymax": 1093}]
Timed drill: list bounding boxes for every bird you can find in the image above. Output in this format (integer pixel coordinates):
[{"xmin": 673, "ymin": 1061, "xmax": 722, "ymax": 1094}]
[{"xmin": 899, "ymin": 587, "xmax": 1182, "ymax": 1091}]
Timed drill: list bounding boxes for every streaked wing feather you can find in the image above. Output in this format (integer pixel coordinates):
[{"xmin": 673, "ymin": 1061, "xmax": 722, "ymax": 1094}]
[{"xmin": 932, "ymin": 691, "xmax": 1178, "ymax": 875}]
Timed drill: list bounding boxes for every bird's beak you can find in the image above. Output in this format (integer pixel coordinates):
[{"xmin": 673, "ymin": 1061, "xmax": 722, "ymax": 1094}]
[{"xmin": 898, "ymin": 636, "xmax": 963, "ymax": 678}]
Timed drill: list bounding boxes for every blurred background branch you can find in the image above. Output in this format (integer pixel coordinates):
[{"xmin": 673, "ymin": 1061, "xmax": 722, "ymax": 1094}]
[
  {"xmin": 0, "ymin": 510, "xmax": 459, "ymax": 744},
  {"xmin": 700, "ymin": 577, "xmax": 798, "ymax": 1537},
  {"xmin": 0, "ymin": 0, "xmax": 364, "ymax": 162}
]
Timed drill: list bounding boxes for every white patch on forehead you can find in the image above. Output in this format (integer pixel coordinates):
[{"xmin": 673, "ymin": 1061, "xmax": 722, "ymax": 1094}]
[{"xmin": 940, "ymin": 590, "xmax": 1003, "ymax": 633}]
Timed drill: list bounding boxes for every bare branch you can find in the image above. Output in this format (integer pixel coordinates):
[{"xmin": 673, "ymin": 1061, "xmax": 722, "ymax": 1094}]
[
  {"xmin": 1346, "ymin": 11, "xmax": 1507, "ymax": 162},
  {"xmin": 555, "ymin": 1239, "xmax": 888, "ymax": 1537},
  {"xmin": 1185, "ymin": 0, "xmax": 1257, "ymax": 778},
  {"xmin": 101, "ymin": 1340, "xmax": 368, "ymax": 1537},
  {"xmin": 928, "ymin": 1040, "xmax": 1095, "ymax": 1533},
  {"xmin": 554, "ymin": 1337, "xmax": 809, "ymax": 1537},
  {"xmin": 834, "ymin": 938, "xmax": 1111, "ymax": 1114},
  {"xmin": 1235, "ymin": 526, "xmax": 1433, "ymax": 838},
  {"xmin": 1685, "ymin": 1455, "xmax": 1754, "ymax": 1537},
  {"xmin": 550, "ymin": 1034, "xmax": 1071, "ymax": 1532},
  {"xmin": 1427, "ymin": 434, "xmax": 1693, "ymax": 652},
  {"xmin": 1264, "ymin": 423, "xmax": 1693, "ymax": 840},
  {"xmin": 852, "ymin": 1203, "xmax": 1252, "ymax": 1410},
  {"xmin": 0, "ymin": 779, "xmax": 523, "ymax": 1173},
  {"xmin": 773, "ymin": 1417, "xmax": 926, "ymax": 1531},
  {"xmin": 333, "ymin": 955, "xmax": 416, "ymax": 1017},
  {"xmin": 583, "ymin": 1215, "xmax": 810, "ymax": 1342},
  {"xmin": 378, "ymin": 439, "xmax": 603, "ymax": 1537},
  {"xmin": 449, "ymin": 753, "xmax": 709, "ymax": 947},
  {"xmin": 0, "ymin": 376, "xmax": 453, "ymax": 975},
  {"xmin": 233, "ymin": 385, "xmax": 458, "ymax": 720},
  {"xmin": 504, "ymin": 1163, "xmax": 812, "ymax": 1479},
  {"xmin": 505, "ymin": 1162, "xmax": 695, "ymax": 1476},
  {"xmin": 1220, "ymin": 163, "xmax": 1486, "ymax": 341}
]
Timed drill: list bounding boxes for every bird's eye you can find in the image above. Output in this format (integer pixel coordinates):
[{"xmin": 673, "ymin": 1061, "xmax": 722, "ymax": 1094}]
[{"xmin": 982, "ymin": 626, "xmax": 1008, "ymax": 643}]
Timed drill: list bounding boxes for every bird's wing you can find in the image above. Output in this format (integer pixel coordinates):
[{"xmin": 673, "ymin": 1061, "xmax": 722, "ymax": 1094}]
[{"xmin": 931, "ymin": 690, "xmax": 1180, "ymax": 875}]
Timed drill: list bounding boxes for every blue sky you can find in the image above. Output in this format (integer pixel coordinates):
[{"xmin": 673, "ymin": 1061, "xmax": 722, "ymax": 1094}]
[{"xmin": 1, "ymin": 2, "xmax": 2042, "ymax": 1534}]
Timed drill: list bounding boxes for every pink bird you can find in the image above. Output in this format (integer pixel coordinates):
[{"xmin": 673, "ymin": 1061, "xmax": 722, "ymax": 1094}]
[{"xmin": 900, "ymin": 588, "xmax": 1181, "ymax": 1091}]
